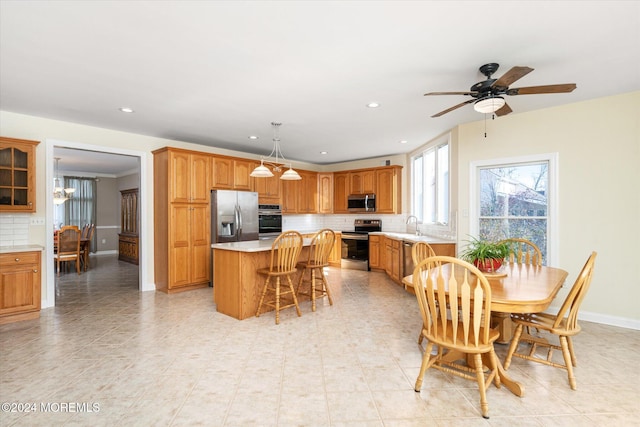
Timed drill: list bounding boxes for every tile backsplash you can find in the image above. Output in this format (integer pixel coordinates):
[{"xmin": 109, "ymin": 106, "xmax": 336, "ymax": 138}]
[{"xmin": 0, "ymin": 214, "xmax": 30, "ymax": 246}]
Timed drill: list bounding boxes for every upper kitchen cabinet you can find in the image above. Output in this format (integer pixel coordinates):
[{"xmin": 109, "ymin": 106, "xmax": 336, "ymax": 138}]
[
  {"xmin": 253, "ymin": 166, "xmax": 282, "ymax": 204},
  {"xmin": 0, "ymin": 137, "xmax": 40, "ymax": 213},
  {"xmin": 159, "ymin": 148, "xmax": 210, "ymax": 204},
  {"xmin": 376, "ymin": 166, "xmax": 402, "ymax": 214},
  {"xmin": 350, "ymin": 169, "xmax": 376, "ymax": 195},
  {"xmin": 333, "ymin": 166, "xmax": 402, "ymax": 214},
  {"xmin": 232, "ymin": 158, "xmax": 254, "ymax": 191},
  {"xmin": 333, "ymin": 172, "xmax": 349, "ymax": 213},
  {"xmin": 318, "ymin": 173, "xmax": 333, "ymax": 214},
  {"xmin": 211, "ymin": 155, "xmax": 254, "ymax": 191},
  {"xmin": 281, "ymin": 169, "xmax": 318, "ymax": 214}
]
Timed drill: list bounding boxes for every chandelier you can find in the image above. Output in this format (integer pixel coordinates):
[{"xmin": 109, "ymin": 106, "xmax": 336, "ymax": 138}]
[
  {"xmin": 53, "ymin": 157, "xmax": 75, "ymax": 205},
  {"xmin": 250, "ymin": 122, "xmax": 302, "ymax": 180}
]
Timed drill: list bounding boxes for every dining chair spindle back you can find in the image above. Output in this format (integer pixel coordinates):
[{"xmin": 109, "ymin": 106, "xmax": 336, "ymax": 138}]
[
  {"xmin": 413, "ymin": 256, "xmax": 503, "ymax": 419},
  {"xmin": 503, "ymin": 251, "xmax": 597, "ymax": 390}
]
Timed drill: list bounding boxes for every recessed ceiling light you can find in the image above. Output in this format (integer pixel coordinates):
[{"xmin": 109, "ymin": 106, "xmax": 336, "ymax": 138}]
[
  {"xmin": 366, "ymin": 102, "xmax": 380, "ymax": 108},
  {"xmin": 320, "ymin": 151, "xmax": 328, "ymax": 155},
  {"xmin": 248, "ymin": 135, "xmax": 259, "ymax": 140},
  {"xmin": 119, "ymin": 107, "xmax": 134, "ymax": 113},
  {"xmin": 399, "ymin": 140, "xmax": 408, "ymax": 144}
]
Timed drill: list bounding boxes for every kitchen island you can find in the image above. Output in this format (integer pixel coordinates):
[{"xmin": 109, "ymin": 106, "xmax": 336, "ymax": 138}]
[{"xmin": 211, "ymin": 239, "xmax": 312, "ymax": 320}]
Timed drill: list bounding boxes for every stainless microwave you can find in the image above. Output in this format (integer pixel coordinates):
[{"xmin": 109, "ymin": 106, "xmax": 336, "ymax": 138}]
[{"xmin": 347, "ymin": 194, "xmax": 376, "ymax": 212}]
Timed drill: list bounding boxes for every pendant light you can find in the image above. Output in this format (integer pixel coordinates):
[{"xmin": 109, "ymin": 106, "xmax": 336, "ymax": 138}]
[
  {"xmin": 250, "ymin": 122, "xmax": 302, "ymax": 180},
  {"xmin": 53, "ymin": 157, "xmax": 75, "ymax": 205}
]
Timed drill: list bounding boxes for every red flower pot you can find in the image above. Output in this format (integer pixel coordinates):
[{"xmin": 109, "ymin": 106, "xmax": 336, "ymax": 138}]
[{"xmin": 473, "ymin": 258, "xmax": 503, "ymax": 273}]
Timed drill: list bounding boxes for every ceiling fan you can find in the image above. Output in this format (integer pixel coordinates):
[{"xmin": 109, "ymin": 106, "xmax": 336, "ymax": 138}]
[{"xmin": 425, "ymin": 63, "xmax": 577, "ymax": 118}]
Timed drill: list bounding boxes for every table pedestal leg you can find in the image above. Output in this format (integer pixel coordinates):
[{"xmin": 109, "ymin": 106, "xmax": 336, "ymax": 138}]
[{"xmin": 491, "ymin": 312, "xmax": 514, "ymax": 344}]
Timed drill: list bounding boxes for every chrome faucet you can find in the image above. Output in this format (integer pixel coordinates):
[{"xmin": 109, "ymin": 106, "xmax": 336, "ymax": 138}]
[{"xmin": 406, "ymin": 215, "xmax": 421, "ymax": 236}]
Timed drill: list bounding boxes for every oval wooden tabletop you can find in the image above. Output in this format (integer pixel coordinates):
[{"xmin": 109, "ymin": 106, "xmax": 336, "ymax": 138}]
[{"xmin": 403, "ymin": 262, "xmax": 569, "ymax": 314}]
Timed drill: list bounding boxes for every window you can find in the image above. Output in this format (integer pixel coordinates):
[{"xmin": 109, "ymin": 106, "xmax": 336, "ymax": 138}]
[
  {"xmin": 411, "ymin": 135, "xmax": 450, "ymax": 225},
  {"xmin": 470, "ymin": 153, "xmax": 558, "ymax": 265}
]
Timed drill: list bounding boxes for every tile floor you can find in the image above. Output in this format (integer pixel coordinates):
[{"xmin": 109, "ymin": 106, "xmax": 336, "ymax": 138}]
[{"xmin": 1, "ymin": 254, "xmax": 639, "ymax": 426}]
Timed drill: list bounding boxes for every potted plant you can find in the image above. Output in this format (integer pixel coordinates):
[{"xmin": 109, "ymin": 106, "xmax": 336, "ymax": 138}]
[{"xmin": 460, "ymin": 236, "xmax": 510, "ymax": 273}]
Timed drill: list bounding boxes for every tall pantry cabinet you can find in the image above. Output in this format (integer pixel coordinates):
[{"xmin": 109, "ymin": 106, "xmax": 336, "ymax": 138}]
[{"xmin": 153, "ymin": 147, "xmax": 211, "ymax": 293}]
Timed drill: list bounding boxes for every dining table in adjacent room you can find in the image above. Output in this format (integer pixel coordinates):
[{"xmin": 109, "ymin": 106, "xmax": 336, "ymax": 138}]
[{"xmin": 403, "ymin": 261, "xmax": 569, "ymax": 397}]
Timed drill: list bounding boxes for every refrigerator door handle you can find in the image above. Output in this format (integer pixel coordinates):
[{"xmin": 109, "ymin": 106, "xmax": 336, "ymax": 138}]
[{"xmin": 237, "ymin": 204, "xmax": 243, "ymax": 238}]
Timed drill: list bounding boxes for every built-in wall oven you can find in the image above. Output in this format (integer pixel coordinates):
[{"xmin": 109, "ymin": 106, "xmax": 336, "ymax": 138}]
[
  {"xmin": 340, "ymin": 219, "xmax": 382, "ymax": 271},
  {"xmin": 258, "ymin": 204, "xmax": 282, "ymax": 239}
]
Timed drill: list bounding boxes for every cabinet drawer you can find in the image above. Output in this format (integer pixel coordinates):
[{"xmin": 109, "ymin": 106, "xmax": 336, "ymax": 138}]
[{"xmin": 0, "ymin": 252, "xmax": 40, "ymax": 267}]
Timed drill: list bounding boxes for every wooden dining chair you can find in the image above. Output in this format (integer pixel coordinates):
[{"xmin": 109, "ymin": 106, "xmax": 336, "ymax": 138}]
[
  {"xmin": 411, "ymin": 241, "xmax": 436, "ymax": 345},
  {"xmin": 79, "ymin": 224, "xmax": 95, "ymax": 271},
  {"xmin": 413, "ymin": 256, "xmax": 502, "ymax": 419},
  {"xmin": 499, "ymin": 238, "xmax": 542, "ymax": 266},
  {"xmin": 296, "ymin": 229, "xmax": 335, "ymax": 312},
  {"xmin": 255, "ymin": 230, "xmax": 304, "ymax": 324},
  {"xmin": 504, "ymin": 251, "xmax": 597, "ymax": 390},
  {"xmin": 53, "ymin": 227, "xmax": 81, "ymax": 275}
]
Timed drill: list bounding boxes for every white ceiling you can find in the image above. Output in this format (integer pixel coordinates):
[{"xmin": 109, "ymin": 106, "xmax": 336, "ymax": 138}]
[{"xmin": 2, "ymin": 1, "xmax": 639, "ymax": 173}]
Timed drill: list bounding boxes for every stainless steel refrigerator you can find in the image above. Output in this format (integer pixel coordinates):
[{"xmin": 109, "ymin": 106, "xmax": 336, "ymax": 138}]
[{"xmin": 211, "ymin": 190, "xmax": 259, "ymax": 243}]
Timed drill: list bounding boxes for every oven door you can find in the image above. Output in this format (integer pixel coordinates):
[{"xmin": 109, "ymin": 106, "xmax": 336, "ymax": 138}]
[
  {"xmin": 258, "ymin": 213, "xmax": 282, "ymax": 235},
  {"xmin": 341, "ymin": 233, "xmax": 369, "ymax": 271}
]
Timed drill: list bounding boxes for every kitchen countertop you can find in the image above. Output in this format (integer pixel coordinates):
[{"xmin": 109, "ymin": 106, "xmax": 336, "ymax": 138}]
[
  {"xmin": 211, "ymin": 238, "xmax": 313, "ymax": 253},
  {"xmin": 369, "ymin": 232, "xmax": 455, "ymax": 244},
  {"xmin": 0, "ymin": 244, "xmax": 45, "ymax": 254}
]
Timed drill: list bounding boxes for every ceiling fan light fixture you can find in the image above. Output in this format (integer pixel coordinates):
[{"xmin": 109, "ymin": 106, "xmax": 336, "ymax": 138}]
[{"xmin": 474, "ymin": 96, "xmax": 505, "ymax": 114}]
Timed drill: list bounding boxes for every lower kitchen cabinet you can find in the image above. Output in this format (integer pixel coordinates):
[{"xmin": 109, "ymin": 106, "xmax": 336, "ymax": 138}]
[
  {"xmin": 368, "ymin": 235, "xmax": 381, "ymax": 269},
  {"xmin": 0, "ymin": 250, "xmax": 41, "ymax": 324}
]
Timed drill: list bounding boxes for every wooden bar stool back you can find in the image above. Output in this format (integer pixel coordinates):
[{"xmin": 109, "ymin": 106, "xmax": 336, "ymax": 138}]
[
  {"xmin": 296, "ymin": 229, "xmax": 335, "ymax": 312},
  {"xmin": 255, "ymin": 230, "xmax": 304, "ymax": 324}
]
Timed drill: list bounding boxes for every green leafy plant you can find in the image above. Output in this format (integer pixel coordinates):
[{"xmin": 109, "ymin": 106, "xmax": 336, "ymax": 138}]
[{"xmin": 460, "ymin": 236, "xmax": 510, "ymax": 272}]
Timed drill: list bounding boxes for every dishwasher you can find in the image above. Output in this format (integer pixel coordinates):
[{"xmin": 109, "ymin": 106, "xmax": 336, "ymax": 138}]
[{"xmin": 403, "ymin": 241, "xmax": 414, "ymax": 278}]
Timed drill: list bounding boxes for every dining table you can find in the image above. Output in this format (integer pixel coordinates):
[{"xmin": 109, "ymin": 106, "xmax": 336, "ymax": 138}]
[{"xmin": 402, "ymin": 261, "xmax": 569, "ymax": 397}]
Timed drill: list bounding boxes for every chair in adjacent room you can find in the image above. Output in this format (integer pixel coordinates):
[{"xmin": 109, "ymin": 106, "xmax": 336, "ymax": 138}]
[
  {"xmin": 79, "ymin": 224, "xmax": 95, "ymax": 271},
  {"xmin": 499, "ymin": 238, "xmax": 542, "ymax": 266},
  {"xmin": 413, "ymin": 256, "xmax": 503, "ymax": 419},
  {"xmin": 296, "ymin": 229, "xmax": 336, "ymax": 312},
  {"xmin": 255, "ymin": 230, "xmax": 304, "ymax": 324},
  {"xmin": 504, "ymin": 251, "xmax": 597, "ymax": 390},
  {"xmin": 411, "ymin": 241, "xmax": 436, "ymax": 345},
  {"xmin": 53, "ymin": 227, "xmax": 81, "ymax": 275}
]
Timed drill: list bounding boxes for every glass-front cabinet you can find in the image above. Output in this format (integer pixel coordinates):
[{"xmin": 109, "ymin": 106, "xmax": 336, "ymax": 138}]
[{"xmin": 0, "ymin": 137, "xmax": 40, "ymax": 212}]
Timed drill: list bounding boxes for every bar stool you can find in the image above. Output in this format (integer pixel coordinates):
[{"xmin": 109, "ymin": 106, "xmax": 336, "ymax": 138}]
[
  {"xmin": 296, "ymin": 229, "xmax": 335, "ymax": 312},
  {"xmin": 255, "ymin": 230, "xmax": 304, "ymax": 324}
]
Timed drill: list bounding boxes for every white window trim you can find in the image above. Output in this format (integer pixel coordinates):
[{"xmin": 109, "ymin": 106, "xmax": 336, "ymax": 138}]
[
  {"xmin": 409, "ymin": 132, "xmax": 453, "ymax": 233},
  {"xmin": 469, "ymin": 152, "xmax": 559, "ymax": 266}
]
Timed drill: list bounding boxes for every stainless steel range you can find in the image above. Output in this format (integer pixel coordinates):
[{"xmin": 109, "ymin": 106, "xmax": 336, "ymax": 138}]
[{"xmin": 340, "ymin": 219, "xmax": 382, "ymax": 271}]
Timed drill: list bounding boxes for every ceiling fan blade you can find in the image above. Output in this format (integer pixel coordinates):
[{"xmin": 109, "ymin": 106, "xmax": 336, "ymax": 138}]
[
  {"xmin": 431, "ymin": 99, "xmax": 475, "ymax": 117},
  {"xmin": 508, "ymin": 83, "xmax": 577, "ymax": 95},
  {"xmin": 495, "ymin": 103, "xmax": 513, "ymax": 117},
  {"xmin": 492, "ymin": 66, "xmax": 534, "ymax": 89},
  {"xmin": 424, "ymin": 91, "xmax": 477, "ymax": 96}
]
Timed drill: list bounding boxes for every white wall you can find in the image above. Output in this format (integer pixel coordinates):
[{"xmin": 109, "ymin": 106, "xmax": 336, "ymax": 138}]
[{"xmin": 456, "ymin": 91, "xmax": 640, "ymax": 326}]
